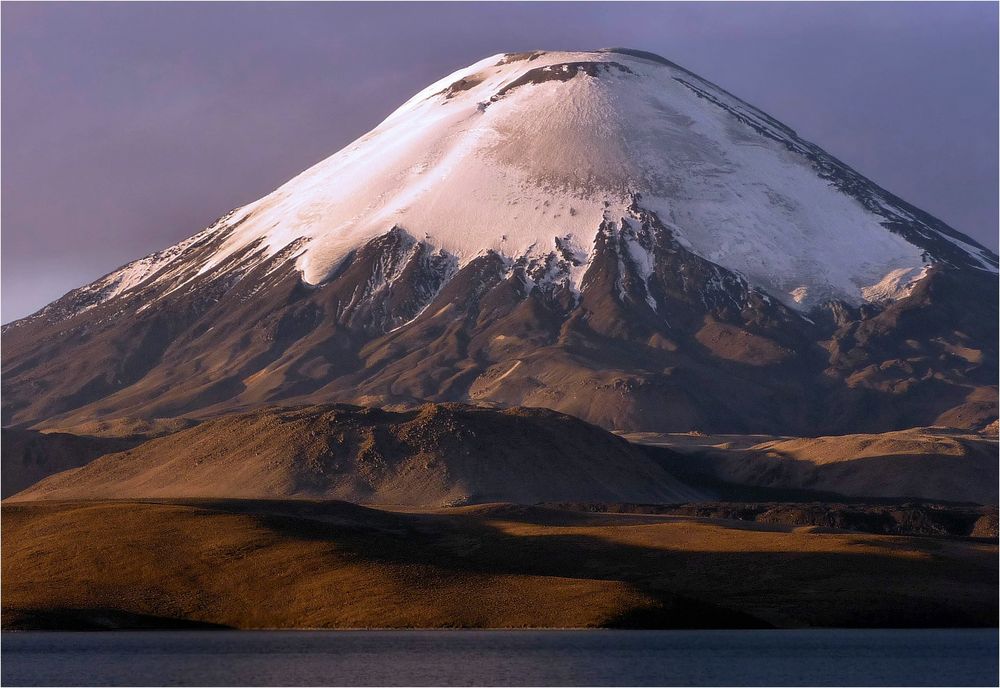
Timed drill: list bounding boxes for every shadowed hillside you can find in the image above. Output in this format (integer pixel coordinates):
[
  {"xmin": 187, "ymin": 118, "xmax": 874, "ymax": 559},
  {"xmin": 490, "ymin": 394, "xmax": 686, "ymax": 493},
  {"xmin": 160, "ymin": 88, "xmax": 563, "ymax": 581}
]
[{"xmin": 1, "ymin": 429, "xmax": 137, "ymax": 498}]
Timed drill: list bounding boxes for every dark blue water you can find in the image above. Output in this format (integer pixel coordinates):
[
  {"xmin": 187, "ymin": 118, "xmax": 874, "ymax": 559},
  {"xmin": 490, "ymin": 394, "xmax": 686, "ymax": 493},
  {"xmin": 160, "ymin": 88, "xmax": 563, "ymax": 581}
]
[{"xmin": 2, "ymin": 629, "xmax": 997, "ymax": 686}]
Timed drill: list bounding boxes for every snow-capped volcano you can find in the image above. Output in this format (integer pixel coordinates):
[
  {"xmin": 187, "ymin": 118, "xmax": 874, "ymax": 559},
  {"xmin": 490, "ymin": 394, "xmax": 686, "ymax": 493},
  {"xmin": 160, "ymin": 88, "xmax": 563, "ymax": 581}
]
[
  {"xmin": 4, "ymin": 49, "xmax": 997, "ymax": 434},
  {"xmin": 57, "ymin": 48, "xmax": 994, "ymax": 315}
]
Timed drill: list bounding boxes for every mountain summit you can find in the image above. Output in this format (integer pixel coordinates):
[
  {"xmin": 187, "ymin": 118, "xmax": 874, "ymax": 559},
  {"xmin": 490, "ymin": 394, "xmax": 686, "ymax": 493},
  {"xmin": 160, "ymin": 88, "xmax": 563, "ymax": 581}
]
[{"xmin": 4, "ymin": 49, "xmax": 997, "ymax": 433}]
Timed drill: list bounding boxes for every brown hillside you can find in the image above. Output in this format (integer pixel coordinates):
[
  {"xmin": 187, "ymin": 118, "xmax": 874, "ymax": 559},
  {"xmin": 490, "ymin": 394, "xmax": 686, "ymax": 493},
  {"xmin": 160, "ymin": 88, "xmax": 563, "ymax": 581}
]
[
  {"xmin": 11, "ymin": 404, "xmax": 706, "ymax": 506},
  {"xmin": 628, "ymin": 427, "xmax": 999, "ymax": 504}
]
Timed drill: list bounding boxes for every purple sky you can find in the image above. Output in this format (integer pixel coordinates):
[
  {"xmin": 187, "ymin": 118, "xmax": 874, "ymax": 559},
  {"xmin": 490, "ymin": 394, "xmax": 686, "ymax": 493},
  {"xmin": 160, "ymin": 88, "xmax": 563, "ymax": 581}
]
[{"xmin": 3, "ymin": 2, "xmax": 997, "ymax": 322}]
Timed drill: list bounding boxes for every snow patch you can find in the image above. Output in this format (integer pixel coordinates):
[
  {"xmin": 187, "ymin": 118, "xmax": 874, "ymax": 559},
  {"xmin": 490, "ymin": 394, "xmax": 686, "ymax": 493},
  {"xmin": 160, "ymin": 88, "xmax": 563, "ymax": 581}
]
[{"xmin": 860, "ymin": 266, "xmax": 929, "ymax": 303}]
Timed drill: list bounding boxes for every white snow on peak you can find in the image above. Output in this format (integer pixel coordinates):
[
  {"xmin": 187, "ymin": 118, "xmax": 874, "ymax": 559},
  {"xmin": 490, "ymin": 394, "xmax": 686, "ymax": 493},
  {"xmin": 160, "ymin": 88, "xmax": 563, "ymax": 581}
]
[
  {"xmin": 63, "ymin": 49, "xmax": 995, "ymax": 317},
  {"xmin": 860, "ymin": 265, "xmax": 929, "ymax": 303}
]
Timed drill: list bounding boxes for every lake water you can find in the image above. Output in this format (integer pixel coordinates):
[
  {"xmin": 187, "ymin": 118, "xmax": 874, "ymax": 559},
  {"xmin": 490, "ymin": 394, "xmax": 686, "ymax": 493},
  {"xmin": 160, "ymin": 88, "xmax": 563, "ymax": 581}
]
[{"xmin": 2, "ymin": 629, "xmax": 997, "ymax": 686}]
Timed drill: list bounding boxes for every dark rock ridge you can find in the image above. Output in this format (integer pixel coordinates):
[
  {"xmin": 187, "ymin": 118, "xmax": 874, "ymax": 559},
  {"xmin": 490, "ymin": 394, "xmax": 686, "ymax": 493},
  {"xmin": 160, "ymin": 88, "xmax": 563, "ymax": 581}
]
[
  {"xmin": 491, "ymin": 60, "xmax": 634, "ymax": 100},
  {"xmin": 2, "ymin": 199, "xmax": 996, "ymax": 434}
]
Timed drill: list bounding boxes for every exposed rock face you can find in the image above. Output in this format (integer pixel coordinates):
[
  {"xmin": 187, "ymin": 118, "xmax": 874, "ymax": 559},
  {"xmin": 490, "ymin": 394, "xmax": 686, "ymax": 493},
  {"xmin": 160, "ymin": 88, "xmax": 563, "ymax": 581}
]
[
  {"xmin": 10, "ymin": 404, "xmax": 706, "ymax": 506},
  {"xmin": 2, "ymin": 49, "xmax": 996, "ymax": 434}
]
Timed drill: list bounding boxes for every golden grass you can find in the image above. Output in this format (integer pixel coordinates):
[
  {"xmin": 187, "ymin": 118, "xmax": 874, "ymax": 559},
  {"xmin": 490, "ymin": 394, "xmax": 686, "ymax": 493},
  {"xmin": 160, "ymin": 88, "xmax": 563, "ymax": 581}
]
[{"xmin": 3, "ymin": 499, "xmax": 995, "ymax": 629}]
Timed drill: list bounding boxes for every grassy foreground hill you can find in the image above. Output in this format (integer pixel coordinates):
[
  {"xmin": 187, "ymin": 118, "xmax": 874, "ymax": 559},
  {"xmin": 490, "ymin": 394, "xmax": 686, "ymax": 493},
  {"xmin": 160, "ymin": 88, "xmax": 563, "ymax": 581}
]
[{"xmin": 3, "ymin": 499, "xmax": 995, "ymax": 630}]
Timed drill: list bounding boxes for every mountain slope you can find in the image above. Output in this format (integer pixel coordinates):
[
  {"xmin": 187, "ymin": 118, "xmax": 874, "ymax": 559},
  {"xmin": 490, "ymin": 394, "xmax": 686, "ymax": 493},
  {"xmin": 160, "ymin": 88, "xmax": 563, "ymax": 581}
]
[
  {"xmin": 10, "ymin": 404, "xmax": 706, "ymax": 505},
  {"xmin": 3, "ymin": 48, "xmax": 996, "ymax": 433}
]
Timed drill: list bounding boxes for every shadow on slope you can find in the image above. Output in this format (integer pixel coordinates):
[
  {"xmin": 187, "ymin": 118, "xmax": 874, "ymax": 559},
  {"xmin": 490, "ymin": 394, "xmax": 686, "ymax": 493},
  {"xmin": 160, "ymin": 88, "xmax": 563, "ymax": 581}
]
[{"xmin": 3, "ymin": 499, "xmax": 995, "ymax": 630}]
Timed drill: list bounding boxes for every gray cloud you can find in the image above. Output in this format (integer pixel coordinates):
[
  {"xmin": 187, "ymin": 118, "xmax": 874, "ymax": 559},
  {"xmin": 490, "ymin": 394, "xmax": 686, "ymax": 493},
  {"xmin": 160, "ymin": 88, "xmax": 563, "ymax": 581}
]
[{"xmin": 3, "ymin": 2, "xmax": 997, "ymax": 322}]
